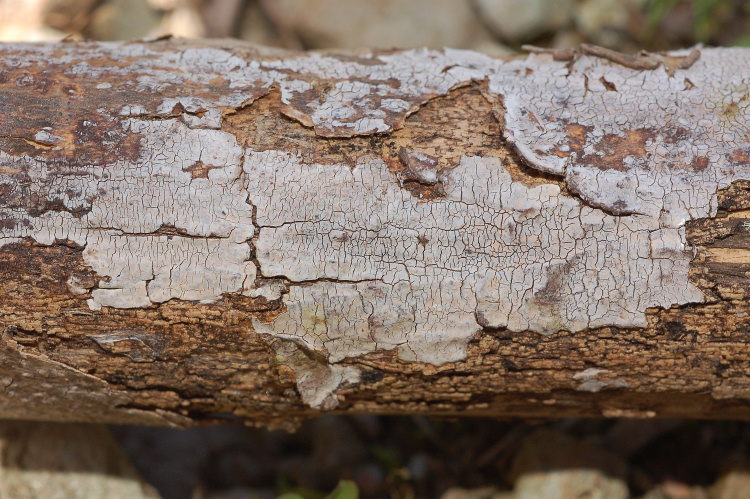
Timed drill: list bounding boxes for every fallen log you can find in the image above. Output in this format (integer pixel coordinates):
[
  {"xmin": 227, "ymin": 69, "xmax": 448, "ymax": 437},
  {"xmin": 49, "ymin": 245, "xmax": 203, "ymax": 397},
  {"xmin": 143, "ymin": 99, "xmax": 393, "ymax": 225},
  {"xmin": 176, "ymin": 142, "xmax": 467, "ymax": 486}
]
[{"xmin": 0, "ymin": 39, "xmax": 749, "ymax": 428}]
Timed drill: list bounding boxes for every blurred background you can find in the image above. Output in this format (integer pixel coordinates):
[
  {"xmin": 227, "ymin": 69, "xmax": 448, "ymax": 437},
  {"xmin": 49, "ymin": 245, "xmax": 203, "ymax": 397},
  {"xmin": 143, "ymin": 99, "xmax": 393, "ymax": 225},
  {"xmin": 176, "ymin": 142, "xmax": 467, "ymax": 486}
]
[
  {"xmin": 4, "ymin": 1, "xmax": 750, "ymax": 499},
  {"xmin": 4, "ymin": 0, "xmax": 750, "ymax": 53}
]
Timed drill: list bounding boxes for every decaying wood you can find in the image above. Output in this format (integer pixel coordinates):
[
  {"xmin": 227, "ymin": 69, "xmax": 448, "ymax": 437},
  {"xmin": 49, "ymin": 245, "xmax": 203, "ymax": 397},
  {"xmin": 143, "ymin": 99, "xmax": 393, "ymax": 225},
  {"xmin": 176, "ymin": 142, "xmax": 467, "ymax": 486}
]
[{"xmin": 1, "ymin": 39, "xmax": 750, "ymax": 428}]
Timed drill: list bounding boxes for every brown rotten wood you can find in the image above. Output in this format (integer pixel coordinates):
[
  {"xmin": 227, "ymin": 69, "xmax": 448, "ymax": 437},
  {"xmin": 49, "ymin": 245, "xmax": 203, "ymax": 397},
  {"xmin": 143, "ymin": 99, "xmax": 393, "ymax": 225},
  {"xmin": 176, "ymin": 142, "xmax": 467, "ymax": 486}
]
[{"xmin": 1, "ymin": 39, "xmax": 749, "ymax": 428}]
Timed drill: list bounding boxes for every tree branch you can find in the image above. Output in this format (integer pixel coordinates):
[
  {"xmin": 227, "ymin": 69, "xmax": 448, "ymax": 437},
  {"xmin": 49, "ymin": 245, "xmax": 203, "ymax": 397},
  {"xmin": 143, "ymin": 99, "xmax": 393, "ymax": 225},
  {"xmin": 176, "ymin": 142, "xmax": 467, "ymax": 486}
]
[{"xmin": 0, "ymin": 39, "xmax": 748, "ymax": 427}]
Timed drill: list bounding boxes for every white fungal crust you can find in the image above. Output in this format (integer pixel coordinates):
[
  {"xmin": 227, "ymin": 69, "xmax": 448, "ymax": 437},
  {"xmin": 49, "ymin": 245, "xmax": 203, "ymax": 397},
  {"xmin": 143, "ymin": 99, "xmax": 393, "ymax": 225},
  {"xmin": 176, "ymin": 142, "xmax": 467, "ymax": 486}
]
[
  {"xmin": 0, "ymin": 118, "xmax": 256, "ymax": 309},
  {"xmin": 4, "ymin": 41, "xmax": 747, "ymax": 408},
  {"xmin": 0, "ymin": 42, "xmax": 499, "ymax": 314},
  {"xmin": 246, "ymin": 151, "xmax": 702, "ymax": 367},
  {"xmin": 492, "ymin": 48, "xmax": 750, "ymax": 226},
  {"xmin": 261, "ymin": 48, "xmax": 498, "ymax": 136},
  {"xmin": 573, "ymin": 368, "xmax": 629, "ymax": 393}
]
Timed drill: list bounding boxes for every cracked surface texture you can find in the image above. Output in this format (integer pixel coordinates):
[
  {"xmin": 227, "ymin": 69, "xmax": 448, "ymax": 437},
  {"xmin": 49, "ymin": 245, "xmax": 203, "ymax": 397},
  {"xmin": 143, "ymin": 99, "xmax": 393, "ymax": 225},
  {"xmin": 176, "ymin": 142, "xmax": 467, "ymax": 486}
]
[
  {"xmin": 4, "ymin": 41, "xmax": 750, "ymax": 407},
  {"xmin": 247, "ymin": 151, "xmax": 702, "ymax": 365},
  {"xmin": 494, "ymin": 48, "xmax": 750, "ymax": 227},
  {"xmin": 0, "ymin": 119, "xmax": 255, "ymax": 308}
]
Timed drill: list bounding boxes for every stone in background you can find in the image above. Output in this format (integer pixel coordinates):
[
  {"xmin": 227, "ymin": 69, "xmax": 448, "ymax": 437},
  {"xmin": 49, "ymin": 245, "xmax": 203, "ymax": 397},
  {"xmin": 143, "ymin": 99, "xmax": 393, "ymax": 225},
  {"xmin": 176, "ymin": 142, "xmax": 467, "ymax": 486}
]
[
  {"xmin": 87, "ymin": 0, "xmax": 163, "ymax": 40},
  {"xmin": 264, "ymin": 0, "xmax": 512, "ymax": 54},
  {"xmin": 473, "ymin": 0, "xmax": 575, "ymax": 43},
  {"xmin": 0, "ymin": 420, "xmax": 160, "ymax": 499}
]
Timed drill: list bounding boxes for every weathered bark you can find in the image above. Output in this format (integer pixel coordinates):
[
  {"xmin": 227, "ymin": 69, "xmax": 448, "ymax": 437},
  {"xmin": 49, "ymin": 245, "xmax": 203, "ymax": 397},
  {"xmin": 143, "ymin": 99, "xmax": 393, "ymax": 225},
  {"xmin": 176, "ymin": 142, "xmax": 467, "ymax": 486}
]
[{"xmin": 1, "ymin": 39, "xmax": 749, "ymax": 428}]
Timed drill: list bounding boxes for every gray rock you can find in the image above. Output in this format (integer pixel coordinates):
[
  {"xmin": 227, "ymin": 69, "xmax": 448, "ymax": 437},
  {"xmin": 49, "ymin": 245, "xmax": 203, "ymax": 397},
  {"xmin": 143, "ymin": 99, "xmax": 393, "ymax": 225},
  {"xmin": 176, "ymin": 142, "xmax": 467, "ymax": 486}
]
[
  {"xmin": 550, "ymin": 29, "xmax": 586, "ymax": 50},
  {"xmin": 42, "ymin": 0, "xmax": 101, "ymax": 32},
  {"xmin": 711, "ymin": 470, "xmax": 750, "ymax": 499},
  {"xmin": 642, "ymin": 482, "xmax": 708, "ymax": 499},
  {"xmin": 509, "ymin": 428, "xmax": 630, "ymax": 483},
  {"xmin": 575, "ymin": 0, "xmax": 646, "ymax": 48},
  {"xmin": 473, "ymin": 0, "xmax": 575, "ymax": 43},
  {"xmin": 160, "ymin": 5, "xmax": 205, "ymax": 38},
  {"xmin": 514, "ymin": 470, "xmax": 628, "ymax": 499},
  {"xmin": 264, "ymin": 0, "xmax": 498, "ymax": 50},
  {"xmin": 0, "ymin": 0, "xmax": 67, "ymax": 41},
  {"xmin": 88, "ymin": 0, "xmax": 161, "ymax": 41},
  {"xmin": 0, "ymin": 421, "xmax": 160, "ymax": 499},
  {"xmin": 440, "ymin": 487, "xmax": 514, "ymax": 499},
  {"xmin": 507, "ymin": 429, "xmax": 630, "ymax": 499},
  {"xmin": 238, "ymin": 1, "xmax": 286, "ymax": 48}
]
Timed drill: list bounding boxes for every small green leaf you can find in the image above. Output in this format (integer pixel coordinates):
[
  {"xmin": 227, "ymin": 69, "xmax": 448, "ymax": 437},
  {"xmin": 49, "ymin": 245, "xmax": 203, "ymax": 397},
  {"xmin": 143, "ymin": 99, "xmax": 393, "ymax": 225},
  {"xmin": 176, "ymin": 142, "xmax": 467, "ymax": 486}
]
[
  {"xmin": 326, "ymin": 480, "xmax": 359, "ymax": 499},
  {"xmin": 277, "ymin": 494, "xmax": 306, "ymax": 499}
]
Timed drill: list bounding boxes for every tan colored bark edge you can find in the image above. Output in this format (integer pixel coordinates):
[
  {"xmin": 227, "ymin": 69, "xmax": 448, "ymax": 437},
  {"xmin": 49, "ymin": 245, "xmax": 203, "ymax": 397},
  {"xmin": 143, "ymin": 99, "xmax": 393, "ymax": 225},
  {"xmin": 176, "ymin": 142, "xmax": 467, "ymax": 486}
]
[{"xmin": 1, "ymin": 39, "xmax": 749, "ymax": 428}]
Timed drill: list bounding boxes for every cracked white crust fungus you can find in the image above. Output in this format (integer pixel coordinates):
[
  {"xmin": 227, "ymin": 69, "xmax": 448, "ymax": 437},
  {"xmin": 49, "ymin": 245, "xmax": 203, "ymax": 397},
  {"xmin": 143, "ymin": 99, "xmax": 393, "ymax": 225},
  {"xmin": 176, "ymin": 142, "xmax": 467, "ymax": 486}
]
[
  {"xmin": 573, "ymin": 368, "xmax": 630, "ymax": 393},
  {"xmin": 493, "ymin": 48, "xmax": 750, "ymax": 227},
  {"xmin": 0, "ymin": 119, "xmax": 256, "ymax": 309},
  {"xmin": 247, "ymin": 151, "xmax": 702, "ymax": 368},
  {"xmin": 6, "ymin": 42, "xmax": 750, "ymax": 408}
]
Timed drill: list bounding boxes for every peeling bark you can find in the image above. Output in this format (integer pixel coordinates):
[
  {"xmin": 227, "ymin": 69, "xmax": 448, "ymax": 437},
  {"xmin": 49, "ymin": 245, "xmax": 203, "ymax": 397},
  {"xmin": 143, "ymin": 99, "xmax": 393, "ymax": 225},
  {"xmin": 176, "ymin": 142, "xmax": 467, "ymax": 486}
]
[{"xmin": 2, "ymin": 39, "xmax": 750, "ymax": 427}]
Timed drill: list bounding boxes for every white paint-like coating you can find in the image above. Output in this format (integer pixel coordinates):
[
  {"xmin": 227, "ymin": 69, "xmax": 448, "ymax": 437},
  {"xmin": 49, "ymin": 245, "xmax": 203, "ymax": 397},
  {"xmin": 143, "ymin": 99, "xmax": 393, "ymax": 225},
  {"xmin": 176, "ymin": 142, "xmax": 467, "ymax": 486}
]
[
  {"xmin": 244, "ymin": 281, "xmax": 286, "ymax": 301},
  {"xmin": 573, "ymin": 368, "xmax": 630, "ymax": 393},
  {"xmin": 84, "ymin": 233, "xmax": 254, "ymax": 304},
  {"xmin": 4, "ymin": 42, "xmax": 750, "ymax": 407},
  {"xmin": 65, "ymin": 276, "xmax": 89, "ymax": 296},
  {"xmin": 33, "ymin": 129, "xmax": 63, "ymax": 145},
  {"xmin": 0, "ymin": 43, "xmax": 499, "ymax": 135},
  {"xmin": 247, "ymin": 151, "xmax": 701, "ymax": 365},
  {"xmin": 261, "ymin": 48, "xmax": 498, "ymax": 135},
  {"xmin": 492, "ymin": 49, "xmax": 750, "ymax": 227},
  {"xmin": 298, "ymin": 364, "xmax": 361, "ymax": 409},
  {"xmin": 0, "ymin": 118, "xmax": 255, "ymax": 308}
]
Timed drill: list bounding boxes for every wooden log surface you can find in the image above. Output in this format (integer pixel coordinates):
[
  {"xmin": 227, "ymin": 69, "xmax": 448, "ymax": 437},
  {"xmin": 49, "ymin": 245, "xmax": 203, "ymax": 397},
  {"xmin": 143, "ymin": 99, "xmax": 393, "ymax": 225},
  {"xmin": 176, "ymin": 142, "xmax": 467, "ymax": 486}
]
[{"xmin": 1, "ymin": 39, "xmax": 750, "ymax": 428}]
